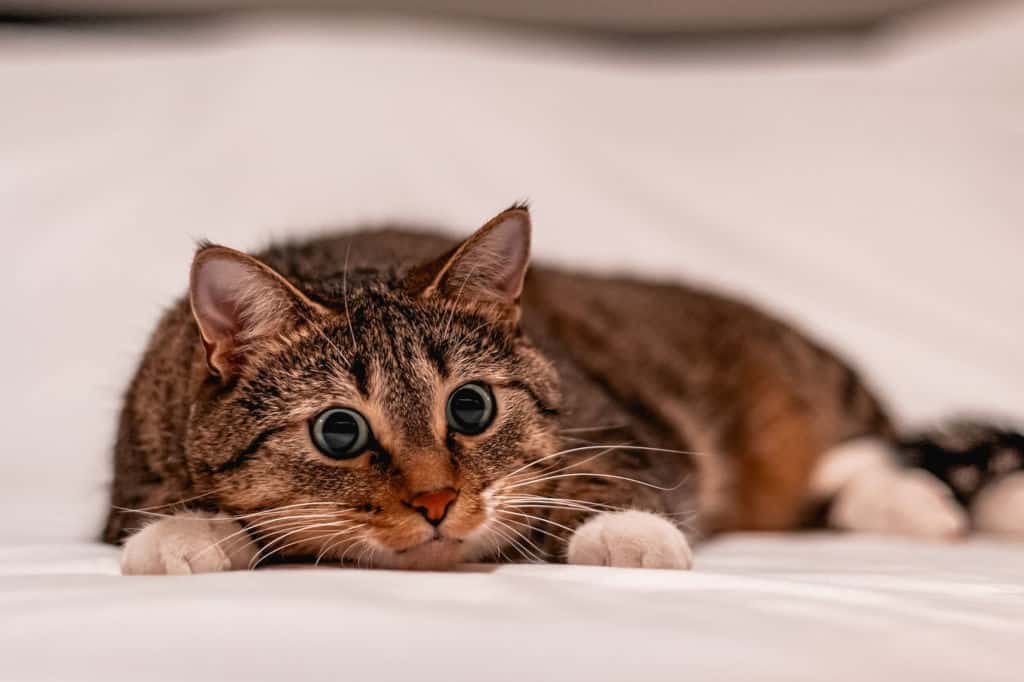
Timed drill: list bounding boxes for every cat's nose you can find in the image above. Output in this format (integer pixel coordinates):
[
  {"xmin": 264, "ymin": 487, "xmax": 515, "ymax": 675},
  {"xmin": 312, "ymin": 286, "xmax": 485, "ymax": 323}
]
[{"xmin": 408, "ymin": 488, "xmax": 458, "ymax": 526}]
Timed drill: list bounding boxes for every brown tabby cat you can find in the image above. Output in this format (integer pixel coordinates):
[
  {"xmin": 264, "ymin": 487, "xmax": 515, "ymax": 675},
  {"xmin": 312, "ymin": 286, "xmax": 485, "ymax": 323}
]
[{"xmin": 106, "ymin": 206, "xmax": 1024, "ymax": 574}]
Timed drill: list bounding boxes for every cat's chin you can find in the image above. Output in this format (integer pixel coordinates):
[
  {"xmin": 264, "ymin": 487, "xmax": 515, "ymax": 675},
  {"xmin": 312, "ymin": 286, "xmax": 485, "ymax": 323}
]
[{"xmin": 372, "ymin": 538, "xmax": 465, "ymax": 571}]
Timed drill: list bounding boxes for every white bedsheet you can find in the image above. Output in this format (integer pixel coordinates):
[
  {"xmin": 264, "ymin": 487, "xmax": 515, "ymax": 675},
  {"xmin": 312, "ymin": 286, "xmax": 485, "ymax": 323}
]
[
  {"xmin": 2, "ymin": 2, "xmax": 1023, "ymax": 680},
  {"xmin": 2, "ymin": 535, "xmax": 1022, "ymax": 681}
]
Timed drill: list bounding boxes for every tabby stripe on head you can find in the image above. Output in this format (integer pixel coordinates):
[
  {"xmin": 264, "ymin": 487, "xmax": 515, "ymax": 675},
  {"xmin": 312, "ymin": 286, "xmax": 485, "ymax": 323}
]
[
  {"xmin": 215, "ymin": 427, "xmax": 284, "ymax": 473},
  {"xmin": 349, "ymin": 356, "xmax": 370, "ymax": 398},
  {"xmin": 498, "ymin": 380, "xmax": 559, "ymax": 417}
]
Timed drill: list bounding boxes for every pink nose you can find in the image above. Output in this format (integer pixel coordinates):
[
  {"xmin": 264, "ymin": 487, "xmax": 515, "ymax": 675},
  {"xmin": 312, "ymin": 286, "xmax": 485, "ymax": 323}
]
[{"xmin": 409, "ymin": 488, "xmax": 457, "ymax": 526}]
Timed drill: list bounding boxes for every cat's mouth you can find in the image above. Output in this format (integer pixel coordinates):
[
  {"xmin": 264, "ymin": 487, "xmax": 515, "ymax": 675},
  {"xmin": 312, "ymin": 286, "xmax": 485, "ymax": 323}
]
[{"xmin": 378, "ymin": 535, "xmax": 465, "ymax": 570}]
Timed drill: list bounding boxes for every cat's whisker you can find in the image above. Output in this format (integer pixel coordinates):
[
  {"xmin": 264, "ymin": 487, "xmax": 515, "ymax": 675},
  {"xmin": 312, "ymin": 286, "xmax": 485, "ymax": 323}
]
[
  {"xmin": 499, "ymin": 443, "xmax": 706, "ymax": 489},
  {"xmin": 491, "ymin": 517, "xmax": 545, "ymax": 561},
  {"xmin": 496, "ymin": 509, "xmax": 577, "ymax": 535},
  {"xmin": 497, "ymin": 492, "xmax": 621, "ymax": 513},
  {"xmin": 252, "ymin": 527, "xmax": 352, "ymax": 569},
  {"xmin": 490, "ymin": 519, "xmax": 546, "ymax": 563},
  {"xmin": 239, "ymin": 513, "xmax": 352, "ymax": 552},
  {"xmin": 558, "ymin": 425, "xmax": 628, "ymax": 434},
  {"xmin": 495, "ymin": 511, "xmax": 568, "ymax": 543},
  {"xmin": 112, "ymin": 501, "xmax": 353, "ymax": 524},
  {"xmin": 112, "ymin": 488, "xmax": 226, "ymax": 513},
  {"xmin": 250, "ymin": 519, "xmax": 354, "ymax": 569},
  {"xmin": 505, "ymin": 470, "xmax": 688, "ymax": 493},
  {"xmin": 315, "ymin": 525, "xmax": 366, "ymax": 565},
  {"xmin": 515, "ymin": 446, "xmax": 619, "ymax": 481},
  {"xmin": 499, "ymin": 500, "xmax": 618, "ymax": 517},
  {"xmin": 484, "ymin": 522, "xmax": 525, "ymax": 562},
  {"xmin": 498, "ymin": 491, "xmax": 618, "ymax": 506},
  {"xmin": 153, "ymin": 509, "xmax": 344, "ymax": 564},
  {"xmin": 499, "ymin": 444, "xmax": 626, "ymax": 481}
]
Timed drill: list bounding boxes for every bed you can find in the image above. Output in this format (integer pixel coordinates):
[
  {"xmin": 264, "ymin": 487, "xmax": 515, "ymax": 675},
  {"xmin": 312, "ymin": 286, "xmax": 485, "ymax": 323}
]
[{"xmin": 1, "ymin": 1, "xmax": 1022, "ymax": 679}]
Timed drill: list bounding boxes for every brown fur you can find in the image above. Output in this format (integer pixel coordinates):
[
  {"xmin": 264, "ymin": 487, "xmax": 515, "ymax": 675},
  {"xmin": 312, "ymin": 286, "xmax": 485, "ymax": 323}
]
[{"xmin": 104, "ymin": 207, "xmax": 892, "ymax": 567}]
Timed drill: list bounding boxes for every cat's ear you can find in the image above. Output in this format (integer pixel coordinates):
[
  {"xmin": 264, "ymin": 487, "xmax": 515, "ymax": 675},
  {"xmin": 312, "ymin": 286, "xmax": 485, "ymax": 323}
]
[
  {"xmin": 412, "ymin": 205, "xmax": 531, "ymax": 315},
  {"xmin": 189, "ymin": 245, "xmax": 323, "ymax": 377}
]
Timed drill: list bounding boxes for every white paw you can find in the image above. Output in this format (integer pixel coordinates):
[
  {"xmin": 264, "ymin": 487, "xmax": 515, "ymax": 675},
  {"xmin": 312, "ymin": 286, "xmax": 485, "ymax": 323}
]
[
  {"xmin": 567, "ymin": 510, "xmax": 693, "ymax": 570},
  {"xmin": 829, "ymin": 468, "xmax": 968, "ymax": 540},
  {"xmin": 121, "ymin": 512, "xmax": 257, "ymax": 576},
  {"xmin": 972, "ymin": 472, "xmax": 1024, "ymax": 538}
]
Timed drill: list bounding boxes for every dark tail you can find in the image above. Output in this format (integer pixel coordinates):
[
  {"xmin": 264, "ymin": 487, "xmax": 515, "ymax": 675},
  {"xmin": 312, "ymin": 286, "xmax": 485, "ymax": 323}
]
[{"xmin": 896, "ymin": 418, "xmax": 1024, "ymax": 508}]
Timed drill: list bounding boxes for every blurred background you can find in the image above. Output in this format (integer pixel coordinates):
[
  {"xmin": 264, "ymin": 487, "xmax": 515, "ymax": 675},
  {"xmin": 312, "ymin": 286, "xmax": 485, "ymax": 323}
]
[{"xmin": 1, "ymin": 0, "xmax": 1022, "ymax": 541}]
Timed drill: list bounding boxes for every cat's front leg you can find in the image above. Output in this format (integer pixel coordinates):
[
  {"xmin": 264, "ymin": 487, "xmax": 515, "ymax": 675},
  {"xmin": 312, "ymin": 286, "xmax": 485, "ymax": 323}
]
[
  {"xmin": 567, "ymin": 510, "xmax": 693, "ymax": 570},
  {"xmin": 120, "ymin": 511, "xmax": 257, "ymax": 575}
]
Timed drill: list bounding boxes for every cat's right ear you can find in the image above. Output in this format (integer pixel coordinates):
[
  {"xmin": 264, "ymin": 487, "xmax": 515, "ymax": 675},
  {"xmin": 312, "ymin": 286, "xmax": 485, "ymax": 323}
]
[{"xmin": 189, "ymin": 245, "xmax": 322, "ymax": 378}]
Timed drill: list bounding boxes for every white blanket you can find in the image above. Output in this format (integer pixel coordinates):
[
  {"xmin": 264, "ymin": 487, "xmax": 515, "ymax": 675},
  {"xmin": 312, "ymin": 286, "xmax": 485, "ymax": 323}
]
[
  {"xmin": 2, "ymin": 535, "xmax": 1022, "ymax": 681},
  {"xmin": 1, "ymin": 3, "xmax": 1022, "ymax": 679}
]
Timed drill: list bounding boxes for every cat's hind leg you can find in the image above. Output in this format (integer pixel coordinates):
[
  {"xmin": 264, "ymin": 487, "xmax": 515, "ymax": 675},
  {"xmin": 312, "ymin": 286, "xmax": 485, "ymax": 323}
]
[
  {"xmin": 120, "ymin": 511, "xmax": 258, "ymax": 575},
  {"xmin": 810, "ymin": 438, "xmax": 968, "ymax": 540},
  {"xmin": 971, "ymin": 473, "xmax": 1024, "ymax": 538}
]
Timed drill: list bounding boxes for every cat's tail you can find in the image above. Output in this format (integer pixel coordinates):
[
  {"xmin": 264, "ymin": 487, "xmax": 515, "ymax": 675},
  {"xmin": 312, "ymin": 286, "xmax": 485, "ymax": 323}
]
[{"xmin": 894, "ymin": 418, "xmax": 1024, "ymax": 536}]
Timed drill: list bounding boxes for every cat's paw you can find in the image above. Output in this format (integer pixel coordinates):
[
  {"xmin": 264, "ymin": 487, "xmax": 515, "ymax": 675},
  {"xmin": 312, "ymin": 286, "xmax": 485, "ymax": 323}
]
[
  {"xmin": 121, "ymin": 512, "xmax": 257, "ymax": 576},
  {"xmin": 829, "ymin": 468, "xmax": 968, "ymax": 540},
  {"xmin": 972, "ymin": 472, "xmax": 1024, "ymax": 538},
  {"xmin": 567, "ymin": 510, "xmax": 693, "ymax": 570}
]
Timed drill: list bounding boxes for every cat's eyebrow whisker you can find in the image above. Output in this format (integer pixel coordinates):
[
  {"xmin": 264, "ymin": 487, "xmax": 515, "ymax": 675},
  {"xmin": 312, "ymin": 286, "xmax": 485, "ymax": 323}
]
[
  {"xmin": 442, "ymin": 257, "xmax": 485, "ymax": 339},
  {"xmin": 342, "ymin": 242, "xmax": 358, "ymax": 360},
  {"xmin": 294, "ymin": 300, "xmax": 350, "ymax": 367}
]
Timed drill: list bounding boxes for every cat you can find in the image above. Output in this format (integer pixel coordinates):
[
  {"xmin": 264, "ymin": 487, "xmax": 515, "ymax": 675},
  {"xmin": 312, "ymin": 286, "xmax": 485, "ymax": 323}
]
[{"xmin": 105, "ymin": 205, "xmax": 1024, "ymax": 574}]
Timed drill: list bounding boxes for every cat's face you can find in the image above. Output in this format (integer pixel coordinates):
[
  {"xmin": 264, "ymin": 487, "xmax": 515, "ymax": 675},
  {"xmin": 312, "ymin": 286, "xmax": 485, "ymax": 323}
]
[{"xmin": 185, "ymin": 208, "xmax": 560, "ymax": 569}]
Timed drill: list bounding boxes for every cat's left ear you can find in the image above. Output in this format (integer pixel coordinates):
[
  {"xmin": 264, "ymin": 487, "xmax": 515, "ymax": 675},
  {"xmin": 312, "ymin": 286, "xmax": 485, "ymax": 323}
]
[
  {"xmin": 411, "ymin": 205, "xmax": 531, "ymax": 316},
  {"xmin": 189, "ymin": 245, "xmax": 325, "ymax": 378}
]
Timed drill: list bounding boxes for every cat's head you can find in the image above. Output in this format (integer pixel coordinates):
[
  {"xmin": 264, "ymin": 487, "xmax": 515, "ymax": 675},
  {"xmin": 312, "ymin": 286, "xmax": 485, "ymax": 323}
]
[{"xmin": 184, "ymin": 206, "xmax": 561, "ymax": 569}]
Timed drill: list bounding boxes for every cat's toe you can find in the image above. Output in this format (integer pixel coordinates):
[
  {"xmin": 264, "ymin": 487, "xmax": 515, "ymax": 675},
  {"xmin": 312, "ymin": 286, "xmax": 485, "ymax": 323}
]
[
  {"xmin": 830, "ymin": 468, "xmax": 968, "ymax": 540},
  {"xmin": 120, "ymin": 513, "xmax": 255, "ymax": 575},
  {"xmin": 972, "ymin": 472, "xmax": 1024, "ymax": 538},
  {"xmin": 567, "ymin": 510, "xmax": 692, "ymax": 570}
]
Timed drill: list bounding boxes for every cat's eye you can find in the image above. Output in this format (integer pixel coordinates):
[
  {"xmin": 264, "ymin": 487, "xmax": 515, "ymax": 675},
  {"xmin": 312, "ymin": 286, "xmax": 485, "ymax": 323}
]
[
  {"xmin": 446, "ymin": 382, "xmax": 495, "ymax": 435},
  {"xmin": 311, "ymin": 408, "xmax": 371, "ymax": 460}
]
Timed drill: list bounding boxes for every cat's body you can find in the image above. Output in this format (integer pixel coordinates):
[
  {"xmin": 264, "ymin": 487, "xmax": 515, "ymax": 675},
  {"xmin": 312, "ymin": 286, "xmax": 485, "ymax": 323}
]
[{"xmin": 106, "ymin": 208, "xmax": 1024, "ymax": 573}]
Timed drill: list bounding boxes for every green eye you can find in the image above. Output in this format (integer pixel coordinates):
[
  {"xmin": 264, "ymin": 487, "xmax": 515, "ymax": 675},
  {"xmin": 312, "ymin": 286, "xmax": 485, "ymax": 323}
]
[
  {"xmin": 446, "ymin": 382, "xmax": 495, "ymax": 435},
  {"xmin": 311, "ymin": 408, "xmax": 370, "ymax": 460}
]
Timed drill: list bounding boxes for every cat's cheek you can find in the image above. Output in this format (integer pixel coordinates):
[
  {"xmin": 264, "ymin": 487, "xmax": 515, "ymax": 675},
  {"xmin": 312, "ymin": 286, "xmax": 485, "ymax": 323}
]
[{"xmin": 567, "ymin": 510, "xmax": 693, "ymax": 570}]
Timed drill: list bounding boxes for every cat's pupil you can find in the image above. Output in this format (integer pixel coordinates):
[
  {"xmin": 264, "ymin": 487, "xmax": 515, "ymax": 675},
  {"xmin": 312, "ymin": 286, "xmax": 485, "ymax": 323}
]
[
  {"xmin": 322, "ymin": 413, "xmax": 358, "ymax": 450},
  {"xmin": 453, "ymin": 394, "xmax": 485, "ymax": 423},
  {"xmin": 446, "ymin": 383, "xmax": 495, "ymax": 435},
  {"xmin": 311, "ymin": 408, "xmax": 369, "ymax": 459}
]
